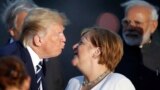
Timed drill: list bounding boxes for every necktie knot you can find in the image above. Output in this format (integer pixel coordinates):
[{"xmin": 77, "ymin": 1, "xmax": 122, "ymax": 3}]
[
  {"xmin": 36, "ymin": 61, "xmax": 43, "ymax": 73},
  {"xmin": 36, "ymin": 61, "xmax": 43, "ymax": 90}
]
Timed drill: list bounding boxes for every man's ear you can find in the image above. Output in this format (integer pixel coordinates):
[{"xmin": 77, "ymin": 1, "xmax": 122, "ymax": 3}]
[
  {"xmin": 33, "ymin": 35, "xmax": 43, "ymax": 47},
  {"xmin": 8, "ymin": 29, "xmax": 15, "ymax": 37},
  {"xmin": 151, "ymin": 20, "xmax": 158, "ymax": 33}
]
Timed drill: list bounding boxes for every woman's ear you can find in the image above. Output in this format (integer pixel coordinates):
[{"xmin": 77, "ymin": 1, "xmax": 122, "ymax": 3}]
[
  {"xmin": 92, "ymin": 47, "xmax": 101, "ymax": 58},
  {"xmin": 33, "ymin": 35, "xmax": 43, "ymax": 47}
]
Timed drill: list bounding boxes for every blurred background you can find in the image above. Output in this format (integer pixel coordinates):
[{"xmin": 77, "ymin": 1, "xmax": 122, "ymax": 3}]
[{"xmin": 0, "ymin": 0, "xmax": 159, "ymax": 87}]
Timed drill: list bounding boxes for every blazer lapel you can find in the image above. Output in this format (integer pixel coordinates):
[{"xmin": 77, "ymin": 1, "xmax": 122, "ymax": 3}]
[{"xmin": 17, "ymin": 42, "xmax": 39, "ymax": 90}]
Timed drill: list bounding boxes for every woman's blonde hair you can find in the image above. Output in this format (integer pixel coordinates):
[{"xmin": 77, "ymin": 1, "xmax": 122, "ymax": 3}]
[{"xmin": 81, "ymin": 27, "xmax": 123, "ymax": 71}]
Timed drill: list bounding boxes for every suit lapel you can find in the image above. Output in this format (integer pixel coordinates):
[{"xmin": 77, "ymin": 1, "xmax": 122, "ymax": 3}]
[{"xmin": 17, "ymin": 42, "xmax": 39, "ymax": 90}]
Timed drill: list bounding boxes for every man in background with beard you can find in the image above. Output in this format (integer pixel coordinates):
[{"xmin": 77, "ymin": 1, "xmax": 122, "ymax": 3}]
[{"xmin": 115, "ymin": 0, "xmax": 159, "ymax": 90}]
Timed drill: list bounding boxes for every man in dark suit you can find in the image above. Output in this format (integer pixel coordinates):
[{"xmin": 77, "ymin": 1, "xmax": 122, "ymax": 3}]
[
  {"xmin": 0, "ymin": 7, "xmax": 68, "ymax": 90},
  {"xmin": 1, "ymin": 1, "xmax": 65, "ymax": 90},
  {"xmin": 115, "ymin": 0, "xmax": 159, "ymax": 90}
]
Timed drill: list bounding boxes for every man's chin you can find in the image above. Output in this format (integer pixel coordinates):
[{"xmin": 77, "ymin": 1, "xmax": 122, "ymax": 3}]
[
  {"xmin": 123, "ymin": 35, "xmax": 141, "ymax": 46},
  {"xmin": 52, "ymin": 51, "xmax": 62, "ymax": 57}
]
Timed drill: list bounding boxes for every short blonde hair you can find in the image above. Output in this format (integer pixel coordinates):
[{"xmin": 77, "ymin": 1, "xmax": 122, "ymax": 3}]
[
  {"xmin": 20, "ymin": 7, "xmax": 69, "ymax": 46},
  {"xmin": 81, "ymin": 27, "xmax": 123, "ymax": 71}
]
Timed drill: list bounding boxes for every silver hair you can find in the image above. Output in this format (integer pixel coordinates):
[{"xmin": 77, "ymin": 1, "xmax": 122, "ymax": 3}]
[
  {"xmin": 1, "ymin": 0, "xmax": 38, "ymax": 29},
  {"xmin": 121, "ymin": 0, "xmax": 159, "ymax": 20}
]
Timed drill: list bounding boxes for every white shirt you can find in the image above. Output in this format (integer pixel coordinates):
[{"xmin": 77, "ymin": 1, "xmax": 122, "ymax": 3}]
[
  {"xmin": 65, "ymin": 72, "xmax": 136, "ymax": 90},
  {"xmin": 26, "ymin": 46, "xmax": 43, "ymax": 90}
]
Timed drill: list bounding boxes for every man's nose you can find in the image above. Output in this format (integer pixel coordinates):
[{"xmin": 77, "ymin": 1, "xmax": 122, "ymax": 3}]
[
  {"xmin": 125, "ymin": 22, "xmax": 137, "ymax": 31},
  {"xmin": 122, "ymin": 20, "xmax": 136, "ymax": 29},
  {"xmin": 61, "ymin": 34, "xmax": 66, "ymax": 42},
  {"xmin": 128, "ymin": 21, "xmax": 137, "ymax": 27}
]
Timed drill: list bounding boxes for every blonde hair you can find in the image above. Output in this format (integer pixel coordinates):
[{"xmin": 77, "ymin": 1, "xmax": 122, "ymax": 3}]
[
  {"xmin": 20, "ymin": 7, "xmax": 69, "ymax": 46},
  {"xmin": 81, "ymin": 27, "xmax": 123, "ymax": 71}
]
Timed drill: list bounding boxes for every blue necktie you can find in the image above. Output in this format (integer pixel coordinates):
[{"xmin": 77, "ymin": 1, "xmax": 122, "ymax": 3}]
[{"xmin": 36, "ymin": 61, "xmax": 43, "ymax": 90}]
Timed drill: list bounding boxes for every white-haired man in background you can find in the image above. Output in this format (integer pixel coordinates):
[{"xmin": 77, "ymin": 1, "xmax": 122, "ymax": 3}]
[{"xmin": 116, "ymin": 0, "xmax": 159, "ymax": 90}]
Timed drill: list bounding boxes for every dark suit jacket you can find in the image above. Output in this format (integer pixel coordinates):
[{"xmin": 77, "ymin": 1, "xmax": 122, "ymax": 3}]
[
  {"xmin": 2, "ymin": 39, "xmax": 64, "ymax": 90},
  {"xmin": 116, "ymin": 40, "xmax": 160, "ymax": 90},
  {"xmin": 0, "ymin": 41, "xmax": 47, "ymax": 90},
  {"xmin": 44, "ymin": 58, "xmax": 64, "ymax": 90}
]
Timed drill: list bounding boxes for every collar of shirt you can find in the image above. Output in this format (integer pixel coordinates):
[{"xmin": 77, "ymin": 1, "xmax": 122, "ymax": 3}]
[
  {"xmin": 26, "ymin": 46, "xmax": 43, "ymax": 73},
  {"xmin": 9, "ymin": 38, "xmax": 14, "ymax": 43}
]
